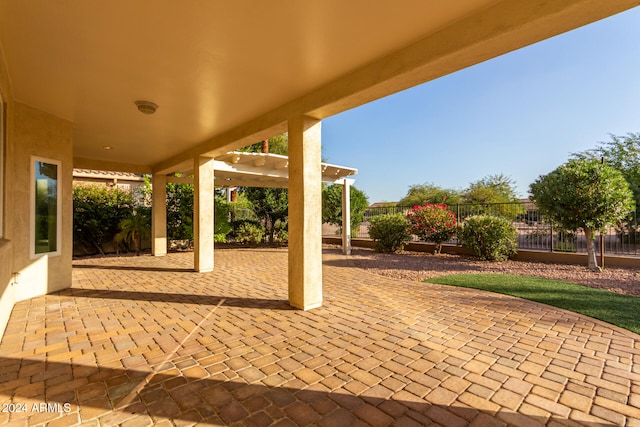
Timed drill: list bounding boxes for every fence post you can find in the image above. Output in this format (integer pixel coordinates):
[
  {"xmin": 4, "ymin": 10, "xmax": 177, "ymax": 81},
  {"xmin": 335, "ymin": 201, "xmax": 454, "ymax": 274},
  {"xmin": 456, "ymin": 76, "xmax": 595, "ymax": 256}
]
[
  {"xmin": 456, "ymin": 204, "xmax": 461, "ymax": 246},
  {"xmin": 600, "ymin": 231, "xmax": 605, "ymax": 270},
  {"xmin": 600, "ymin": 157, "xmax": 605, "ymax": 269},
  {"xmin": 550, "ymin": 221, "xmax": 553, "ymax": 252}
]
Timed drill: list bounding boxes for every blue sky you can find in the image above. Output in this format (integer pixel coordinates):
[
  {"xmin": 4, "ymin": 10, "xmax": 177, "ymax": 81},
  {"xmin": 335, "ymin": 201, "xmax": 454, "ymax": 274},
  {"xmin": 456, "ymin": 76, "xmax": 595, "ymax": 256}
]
[{"xmin": 322, "ymin": 7, "xmax": 640, "ymax": 204}]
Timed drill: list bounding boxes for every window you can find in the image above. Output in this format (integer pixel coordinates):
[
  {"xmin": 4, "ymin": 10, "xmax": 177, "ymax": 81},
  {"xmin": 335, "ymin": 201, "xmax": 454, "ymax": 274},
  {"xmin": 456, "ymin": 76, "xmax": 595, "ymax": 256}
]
[{"xmin": 31, "ymin": 157, "xmax": 61, "ymax": 258}]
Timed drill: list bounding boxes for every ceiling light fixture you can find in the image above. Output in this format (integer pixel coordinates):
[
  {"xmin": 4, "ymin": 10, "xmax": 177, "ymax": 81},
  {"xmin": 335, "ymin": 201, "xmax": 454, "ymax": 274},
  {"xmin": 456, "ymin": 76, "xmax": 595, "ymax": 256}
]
[
  {"xmin": 135, "ymin": 100, "xmax": 158, "ymax": 115},
  {"xmin": 103, "ymin": 146, "xmax": 112, "ymax": 150}
]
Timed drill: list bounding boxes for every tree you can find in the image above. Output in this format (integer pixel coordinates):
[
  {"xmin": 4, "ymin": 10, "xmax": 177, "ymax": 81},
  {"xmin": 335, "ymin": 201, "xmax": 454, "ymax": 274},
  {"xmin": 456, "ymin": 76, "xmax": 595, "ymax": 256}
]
[
  {"xmin": 572, "ymin": 132, "xmax": 640, "ymax": 209},
  {"xmin": 462, "ymin": 174, "xmax": 524, "ymax": 219},
  {"xmin": 239, "ymin": 133, "xmax": 289, "ymax": 155},
  {"xmin": 399, "ymin": 183, "xmax": 462, "ymax": 206},
  {"xmin": 242, "ymin": 187, "xmax": 288, "ymax": 243},
  {"xmin": 529, "ymin": 158, "xmax": 634, "ymax": 271},
  {"xmin": 237, "ymin": 133, "xmax": 290, "ymax": 243},
  {"xmin": 322, "ymin": 184, "xmax": 369, "ymax": 236},
  {"xmin": 463, "ymin": 174, "xmax": 520, "ymax": 204}
]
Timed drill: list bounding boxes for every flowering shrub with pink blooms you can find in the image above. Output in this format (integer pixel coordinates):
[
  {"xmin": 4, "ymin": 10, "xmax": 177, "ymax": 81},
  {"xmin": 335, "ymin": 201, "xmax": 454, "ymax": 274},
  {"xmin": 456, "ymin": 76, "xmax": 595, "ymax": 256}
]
[{"xmin": 407, "ymin": 203, "xmax": 457, "ymax": 253}]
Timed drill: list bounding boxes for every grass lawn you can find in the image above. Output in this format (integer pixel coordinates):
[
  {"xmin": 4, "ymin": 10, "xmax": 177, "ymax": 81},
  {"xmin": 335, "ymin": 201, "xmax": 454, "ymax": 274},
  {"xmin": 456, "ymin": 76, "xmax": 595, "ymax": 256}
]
[{"xmin": 426, "ymin": 274, "xmax": 640, "ymax": 335}]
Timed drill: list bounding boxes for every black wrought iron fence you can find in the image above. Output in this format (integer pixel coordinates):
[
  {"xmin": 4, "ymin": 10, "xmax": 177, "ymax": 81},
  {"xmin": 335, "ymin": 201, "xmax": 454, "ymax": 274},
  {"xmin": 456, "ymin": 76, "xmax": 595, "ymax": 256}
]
[{"xmin": 323, "ymin": 202, "xmax": 640, "ymax": 257}]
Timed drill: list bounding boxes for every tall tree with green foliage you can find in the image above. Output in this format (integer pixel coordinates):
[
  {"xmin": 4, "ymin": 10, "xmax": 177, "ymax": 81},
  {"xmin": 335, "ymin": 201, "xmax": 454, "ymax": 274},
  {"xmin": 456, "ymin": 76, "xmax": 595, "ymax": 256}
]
[
  {"xmin": 322, "ymin": 184, "xmax": 369, "ymax": 236},
  {"xmin": 239, "ymin": 133, "xmax": 289, "ymax": 155},
  {"xmin": 242, "ymin": 187, "xmax": 288, "ymax": 243},
  {"xmin": 462, "ymin": 174, "xmax": 520, "ymax": 204},
  {"xmin": 461, "ymin": 174, "xmax": 524, "ymax": 219},
  {"xmin": 572, "ymin": 132, "xmax": 640, "ymax": 209},
  {"xmin": 530, "ymin": 158, "xmax": 634, "ymax": 272},
  {"xmin": 399, "ymin": 183, "xmax": 462, "ymax": 206},
  {"xmin": 237, "ymin": 134, "xmax": 290, "ymax": 242}
]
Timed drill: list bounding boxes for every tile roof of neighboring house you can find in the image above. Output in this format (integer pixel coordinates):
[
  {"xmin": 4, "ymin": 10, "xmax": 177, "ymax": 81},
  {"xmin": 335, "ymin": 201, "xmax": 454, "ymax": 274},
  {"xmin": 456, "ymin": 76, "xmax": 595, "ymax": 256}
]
[{"xmin": 73, "ymin": 169, "xmax": 145, "ymax": 181}]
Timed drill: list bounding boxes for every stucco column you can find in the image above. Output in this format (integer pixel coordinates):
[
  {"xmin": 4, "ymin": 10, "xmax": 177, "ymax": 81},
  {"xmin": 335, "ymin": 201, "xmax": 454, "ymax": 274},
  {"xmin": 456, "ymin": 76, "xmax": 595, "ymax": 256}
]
[
  {"xmin": 288, "ymin": 115, "xmax": 322, "ymax": 310},
  {"xmin": 342, "ymin": 179, "xmax": 352, "ymax": 255},
  {"xmin": 151, "ymin": 173, "xmax": 167, "ymax": 256},
  {"xmin": 194, "ymin": 156, "xmax": 215, "ymax": 272}
]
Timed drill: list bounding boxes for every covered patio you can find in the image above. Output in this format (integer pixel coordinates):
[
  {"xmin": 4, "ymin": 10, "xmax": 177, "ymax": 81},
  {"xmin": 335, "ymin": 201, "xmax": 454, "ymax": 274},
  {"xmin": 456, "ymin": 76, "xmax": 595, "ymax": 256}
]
[
  {"xmin": 3, "ymin": 2, "xmax": 640, "ymax": 330},
  {"xmin": 2, "ymin": 2, "xmax": 640, "ymax": 425},
  {"xmin": 1, "ymin": 248, "xmax": 639, "ymax": 426}
]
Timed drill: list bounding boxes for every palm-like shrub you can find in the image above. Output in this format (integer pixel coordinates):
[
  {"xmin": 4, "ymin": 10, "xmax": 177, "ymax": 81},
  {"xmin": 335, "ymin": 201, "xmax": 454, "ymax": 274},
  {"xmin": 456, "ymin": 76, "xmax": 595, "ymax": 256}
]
[{"xmin": 115, "ymin": 209, "xmax": 151, "ymax": 256}]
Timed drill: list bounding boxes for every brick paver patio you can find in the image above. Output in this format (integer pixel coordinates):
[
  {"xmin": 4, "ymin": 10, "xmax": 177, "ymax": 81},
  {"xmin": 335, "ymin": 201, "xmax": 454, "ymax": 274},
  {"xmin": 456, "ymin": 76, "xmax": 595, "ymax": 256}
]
[{"xmin": 1, "ymin": 247, "xmax": 639, "ymax": 426}]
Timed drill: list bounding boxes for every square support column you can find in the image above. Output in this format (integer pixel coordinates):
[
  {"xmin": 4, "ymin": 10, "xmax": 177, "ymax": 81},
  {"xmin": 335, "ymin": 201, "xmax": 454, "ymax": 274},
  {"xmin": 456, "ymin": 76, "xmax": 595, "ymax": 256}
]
[
  {"xmin": 342, "ymin": 179, "xmax": 352, "ymax": 255},
  {"xmin": 194, "ymin": 156, "xmax": 215, "ymax": 272},
  {"xmin": 151, "ymin": 173, "xmax": 167, "ymax": 256},
  {"xmin": 288, "ymin": 116, "xmax": 322, "ymax": 310}
]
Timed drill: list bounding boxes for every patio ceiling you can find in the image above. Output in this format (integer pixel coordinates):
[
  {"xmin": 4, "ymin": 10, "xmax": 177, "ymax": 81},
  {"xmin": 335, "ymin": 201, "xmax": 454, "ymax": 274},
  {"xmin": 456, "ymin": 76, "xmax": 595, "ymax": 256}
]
[
  {"xmin": 1, "ymin": 1, "xmax": 638, "ymax": 175},
  {"xmin": 169, "ymin": 151, "xmax": 357, "ymax": 189}
]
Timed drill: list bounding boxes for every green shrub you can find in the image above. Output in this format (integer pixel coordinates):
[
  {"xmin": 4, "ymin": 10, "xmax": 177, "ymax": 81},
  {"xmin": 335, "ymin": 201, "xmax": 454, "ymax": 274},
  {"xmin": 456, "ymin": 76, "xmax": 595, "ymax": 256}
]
[
  {"xmin": 215, "ymin": 197, "xmax": 233, "ymax": 240},
  {"xmin": 460, "ymin": 215, "xmax": 518, "ymax": 261},
  {"xmin": 273, "ymin": 219, "xmax": 288, "ymax": 243},
  {"xmin": 166, "ymin": 182, "xmax": 194, "ymax": 240},
  {"xmin": 368, "ymin": 213, "xmax": 411, "ymax": 253},
  {"xmin": 235, "ymin": 221, "xmax": 265, "ymax": 245},
  {"xmin": 73, "ymin": 184, "xmax": 135, "ymax": 255},
  {"xmin": 214, "ymin": 234, "xmax": 228, "ymax": 243}
]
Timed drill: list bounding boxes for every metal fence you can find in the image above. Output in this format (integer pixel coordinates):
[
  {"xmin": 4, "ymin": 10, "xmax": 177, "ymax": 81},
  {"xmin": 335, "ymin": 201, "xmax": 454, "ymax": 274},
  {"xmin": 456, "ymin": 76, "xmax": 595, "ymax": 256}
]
[{"xmin": 323, "ymin": 201, "xmax": 640, "ymax": 257}]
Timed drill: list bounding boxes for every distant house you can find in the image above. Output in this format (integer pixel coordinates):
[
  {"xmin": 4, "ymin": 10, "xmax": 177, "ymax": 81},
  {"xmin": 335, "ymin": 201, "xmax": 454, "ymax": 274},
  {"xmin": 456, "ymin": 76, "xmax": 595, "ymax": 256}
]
[
  {"xmin": 369, "ymin": 202, "xmax": 398, "ymax": 208},
  {"xmin": 73, "ymin": 169, "xmax": 146, "ymax": 192}
]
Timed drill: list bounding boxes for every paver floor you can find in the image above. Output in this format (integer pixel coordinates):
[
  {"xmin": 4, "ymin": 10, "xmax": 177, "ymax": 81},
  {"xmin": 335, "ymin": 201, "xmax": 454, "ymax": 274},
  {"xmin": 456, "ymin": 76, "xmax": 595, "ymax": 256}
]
[{"xmin": 1, "ymin": 247, "xmax": 639, "ymax": 426}]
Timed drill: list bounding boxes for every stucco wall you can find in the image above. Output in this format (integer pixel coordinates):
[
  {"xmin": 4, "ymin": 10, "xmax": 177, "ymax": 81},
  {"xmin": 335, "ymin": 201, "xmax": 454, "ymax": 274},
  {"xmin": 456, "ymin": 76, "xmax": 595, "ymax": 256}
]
[
  {"xmin": 0, "ymin": 239, "xmax": 14, "ymax": 339},
  {"xmin": 0, "ymin": 45, "xmax": 73, "ymax": 338},
  {"xmin": 0, "ymin": 43, "xmax": 14, "ymax": 338},
  {"xmin": 11, "ymin": 102, "xmax": 73, "ymax": 301}
]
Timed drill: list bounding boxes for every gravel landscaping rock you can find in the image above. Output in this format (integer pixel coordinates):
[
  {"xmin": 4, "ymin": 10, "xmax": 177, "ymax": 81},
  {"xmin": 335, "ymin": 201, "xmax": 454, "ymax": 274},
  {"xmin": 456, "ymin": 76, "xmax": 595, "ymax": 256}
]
[{"xmin": 346, "ymin": 247, "xmax": 640, "ymax": 297}]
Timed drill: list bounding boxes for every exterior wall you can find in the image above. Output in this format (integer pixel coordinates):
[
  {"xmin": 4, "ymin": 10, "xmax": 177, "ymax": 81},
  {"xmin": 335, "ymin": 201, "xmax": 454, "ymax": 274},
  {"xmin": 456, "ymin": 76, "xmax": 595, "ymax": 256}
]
[
  {"xmin": 0, "ymin": 240, "xmax": 12, "ymax": 339},
  {"xmin": 0, "ymin": 45, "xmax": 15, "ymax": 338},
  {"xmin": 11, "ymin": 103, "xmax": 73, "ymax": 302},
  {"xmin": 0, "ymin": 44, "xmax": 73, "ymax": 337}
]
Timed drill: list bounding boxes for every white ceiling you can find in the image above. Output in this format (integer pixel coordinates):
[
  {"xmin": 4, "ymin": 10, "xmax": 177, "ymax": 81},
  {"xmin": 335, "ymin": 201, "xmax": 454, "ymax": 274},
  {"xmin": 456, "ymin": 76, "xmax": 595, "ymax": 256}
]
[{"xmin": 1, "ymin": 1, "xmax": 637, "ymax": 174}]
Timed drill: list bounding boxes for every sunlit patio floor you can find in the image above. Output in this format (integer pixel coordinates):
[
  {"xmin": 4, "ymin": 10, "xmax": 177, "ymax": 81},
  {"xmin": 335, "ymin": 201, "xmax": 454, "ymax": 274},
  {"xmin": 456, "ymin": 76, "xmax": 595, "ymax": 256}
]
[{"xmin": 1, "ymin": 247, "xmax": 639, "ymax": 426}]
